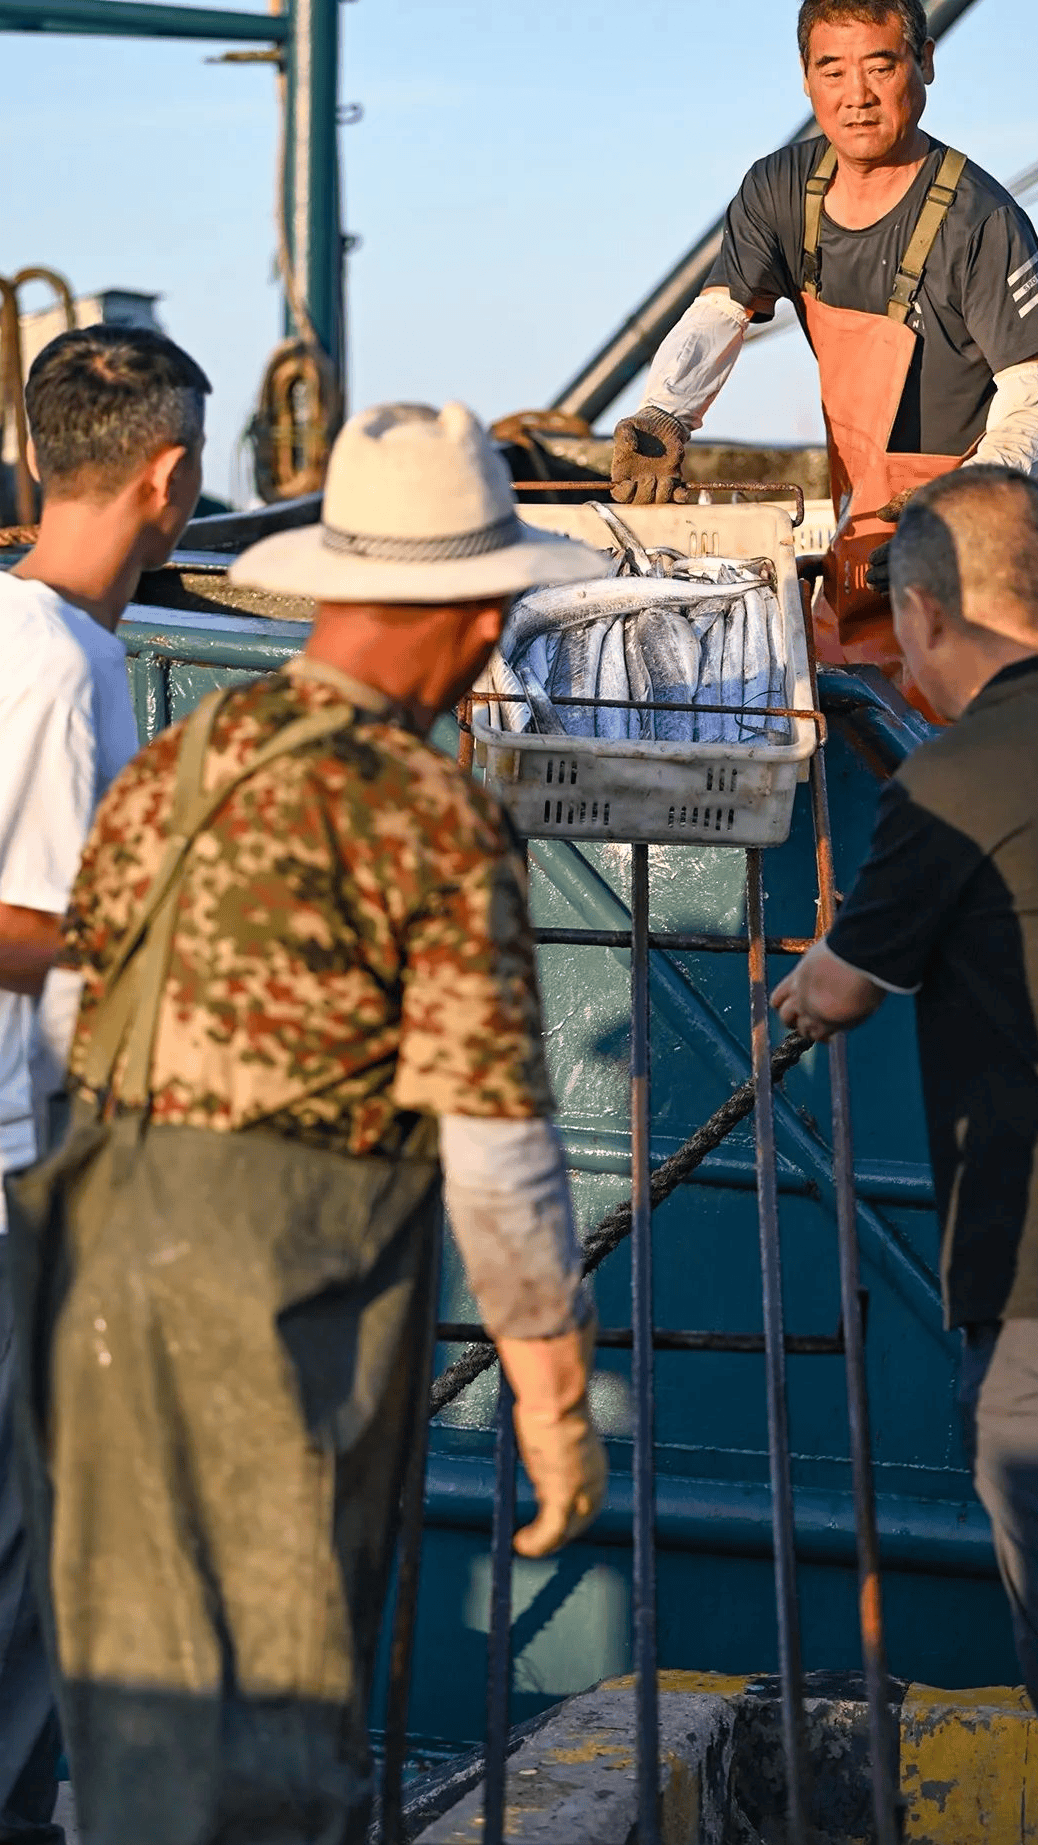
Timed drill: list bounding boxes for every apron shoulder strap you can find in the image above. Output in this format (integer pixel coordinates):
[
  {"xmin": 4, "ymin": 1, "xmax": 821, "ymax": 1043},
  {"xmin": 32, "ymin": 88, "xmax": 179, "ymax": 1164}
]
[
  {"xmin": 802, "ymin": 142, "xmax": 838, "ymax": 298},
  {"xmin": 81, "ymin": 686, "xmax": 358, "ymax": 1107},
  {"xmin": 888, "ymin": 146, "xmax": 968, "ymax": 324}
]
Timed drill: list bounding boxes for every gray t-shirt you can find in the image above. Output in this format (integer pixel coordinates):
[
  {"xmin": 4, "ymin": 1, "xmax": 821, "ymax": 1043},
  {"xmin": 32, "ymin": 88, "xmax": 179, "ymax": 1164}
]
[{"xmin": 706, "ymin": 136, "xmax": 1038, "ymax": 455}]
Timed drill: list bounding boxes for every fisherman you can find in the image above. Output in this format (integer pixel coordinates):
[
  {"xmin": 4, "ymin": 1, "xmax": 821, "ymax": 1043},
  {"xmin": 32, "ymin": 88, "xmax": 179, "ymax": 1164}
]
[
  {"xmin": 12, "ymin": 402, "xmax": 609, "ymax": 1845},
  {"xmin": 611, "ymin": 0, "xmax": 1038, "ymax": 715},
  {"xmin": 772, "ymin": 464, "xmax": 1038, "ymax": 1704},
  {"xmin": 0, "ymin": 325, "xmax": 209, "ymax": 1841}
]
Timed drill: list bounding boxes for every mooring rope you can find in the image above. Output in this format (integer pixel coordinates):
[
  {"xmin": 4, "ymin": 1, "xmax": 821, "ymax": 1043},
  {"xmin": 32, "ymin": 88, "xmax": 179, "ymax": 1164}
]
[{"xmin": 429, "ymin": 1029, "xmax": 812, "ymax": 1416}]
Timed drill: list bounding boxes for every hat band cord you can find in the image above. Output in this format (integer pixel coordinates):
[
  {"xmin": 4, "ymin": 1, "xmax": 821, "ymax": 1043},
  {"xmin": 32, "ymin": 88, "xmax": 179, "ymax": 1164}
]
[{"xmin": 320, "ymin": 510, "xmax": 525, "ymax": 563}]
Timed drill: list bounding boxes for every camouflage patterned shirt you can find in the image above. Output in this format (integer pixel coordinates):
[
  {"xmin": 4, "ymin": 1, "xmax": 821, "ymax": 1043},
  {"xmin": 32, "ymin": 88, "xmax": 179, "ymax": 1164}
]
[{"xmin": 61, "ymin": 656, "xmax": 553, "ymax": 1152}]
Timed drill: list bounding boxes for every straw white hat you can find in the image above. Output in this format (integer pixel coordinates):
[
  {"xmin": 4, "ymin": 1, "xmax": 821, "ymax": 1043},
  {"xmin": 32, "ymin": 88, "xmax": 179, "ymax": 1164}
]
[{"xmin": 230, "ymin": 400, "xmax": 609, "ymax": 603}]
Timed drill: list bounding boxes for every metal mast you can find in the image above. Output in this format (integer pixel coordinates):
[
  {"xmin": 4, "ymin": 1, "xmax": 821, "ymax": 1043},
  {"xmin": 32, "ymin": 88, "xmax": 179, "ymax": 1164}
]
[{"xmin": 0, "ymin": 0, "xmax": 345, "ymax": 390}]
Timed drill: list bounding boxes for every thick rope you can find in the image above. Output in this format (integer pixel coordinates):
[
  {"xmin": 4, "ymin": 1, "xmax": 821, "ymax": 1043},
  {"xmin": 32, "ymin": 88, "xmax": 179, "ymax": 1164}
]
[{"xmin": 429, "ymin": 1030, "xmax": 811, "ymax": 1416}]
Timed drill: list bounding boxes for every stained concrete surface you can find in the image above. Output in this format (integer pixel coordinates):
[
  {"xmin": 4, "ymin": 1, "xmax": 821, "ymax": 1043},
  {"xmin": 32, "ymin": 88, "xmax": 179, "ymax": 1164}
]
[{"xmin": 413, "ymin": 1671, "xmax": 1038, "ymax": 1844}]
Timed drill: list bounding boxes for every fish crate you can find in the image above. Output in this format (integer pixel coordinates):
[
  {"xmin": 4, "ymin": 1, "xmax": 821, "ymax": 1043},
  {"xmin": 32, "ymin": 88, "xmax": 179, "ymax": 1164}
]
[{"xmin": 472, "ymin": 500, "xmax": 818, "ymax": 848}]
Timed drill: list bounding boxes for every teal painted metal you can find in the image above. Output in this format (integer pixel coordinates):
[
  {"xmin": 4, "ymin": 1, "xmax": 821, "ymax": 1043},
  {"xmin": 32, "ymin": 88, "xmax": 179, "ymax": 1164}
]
[
  {"xmin": 284, "ymin": 0, "xmax": 344, "ymax": 370},
  {"xmin": 0, "ymin": 1, "xmax": 289, "ymax": 39},
  {"xmin": 117, "ymin": 609, "xmax": 1014, "ymax": 1752}
]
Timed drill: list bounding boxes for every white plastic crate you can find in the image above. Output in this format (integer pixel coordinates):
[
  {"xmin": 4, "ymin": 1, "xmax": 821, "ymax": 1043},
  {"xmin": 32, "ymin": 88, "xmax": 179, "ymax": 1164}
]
[
  {"xmin": 472, "ymin": 501, "xmax": 818, "ymax": 847},
  {"xmin": 794, "ymin": 497, "xmax": 838, "ymax": 557}
]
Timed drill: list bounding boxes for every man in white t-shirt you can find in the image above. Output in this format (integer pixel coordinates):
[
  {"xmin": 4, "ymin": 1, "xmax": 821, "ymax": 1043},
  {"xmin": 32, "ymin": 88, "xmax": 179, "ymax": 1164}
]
[{"xmin": 0, "ymin": 324, "xmax": 210, "ymax": 1839}]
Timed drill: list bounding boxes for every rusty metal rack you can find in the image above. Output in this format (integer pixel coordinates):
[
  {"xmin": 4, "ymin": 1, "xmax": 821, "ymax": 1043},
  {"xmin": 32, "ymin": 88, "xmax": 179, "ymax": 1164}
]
[{"xmin": 376, "ymin": 578, "xmax": 900, "ymax": 1845}]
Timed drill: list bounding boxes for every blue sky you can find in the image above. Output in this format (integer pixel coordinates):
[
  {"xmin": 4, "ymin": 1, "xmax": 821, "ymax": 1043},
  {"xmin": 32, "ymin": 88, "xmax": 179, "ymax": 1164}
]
[{"xmin": 0, "ymin": 0, "xmax": 1033, "ymax": 502}]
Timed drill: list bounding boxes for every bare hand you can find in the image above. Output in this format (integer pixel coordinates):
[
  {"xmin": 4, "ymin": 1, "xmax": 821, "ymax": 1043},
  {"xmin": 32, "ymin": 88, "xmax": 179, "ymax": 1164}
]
[
  {"xmin": 770, "ymin": 967, "xmax": 837, "ymax": 1043},
  {"xmin": 770, "ymin": 940, "xmax": 884, "ymax": 1043}
]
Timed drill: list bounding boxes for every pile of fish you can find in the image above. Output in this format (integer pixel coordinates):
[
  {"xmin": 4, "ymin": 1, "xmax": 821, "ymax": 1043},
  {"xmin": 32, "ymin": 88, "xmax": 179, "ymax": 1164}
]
[{"xmin": 476, "ymin": 505, "xmax": 790, "ymax": 748}]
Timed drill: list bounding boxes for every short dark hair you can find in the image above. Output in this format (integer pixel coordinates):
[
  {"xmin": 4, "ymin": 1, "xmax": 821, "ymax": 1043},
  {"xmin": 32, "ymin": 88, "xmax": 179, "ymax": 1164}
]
[
  {"xmin": 890, "ymin": 466, "xmax": 1038, "ymax": 631},
  {"xmin": 798, "ymin": 0, "xmax": 930, "ymax": 65},
  {"xmin": 25, "ymin": 324, "xmax": 211, "ymax": 498}
]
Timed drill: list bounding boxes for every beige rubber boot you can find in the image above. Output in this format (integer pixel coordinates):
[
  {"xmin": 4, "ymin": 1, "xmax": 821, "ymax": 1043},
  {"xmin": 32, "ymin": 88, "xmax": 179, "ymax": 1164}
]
[{"xmin": 496, "ymin": 1318, "xmax": 608, "ymax": 1559}]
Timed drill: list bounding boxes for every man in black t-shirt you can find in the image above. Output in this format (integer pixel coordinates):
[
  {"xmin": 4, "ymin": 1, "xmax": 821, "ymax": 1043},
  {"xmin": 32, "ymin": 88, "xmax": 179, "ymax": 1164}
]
[
  {"xmin": 772, "ymin": 465, "xmax": 1038, "ymax": 1702},
  {"xmin": 610, "ymin": 0, "xmax": 1038, "ymax": 713}
]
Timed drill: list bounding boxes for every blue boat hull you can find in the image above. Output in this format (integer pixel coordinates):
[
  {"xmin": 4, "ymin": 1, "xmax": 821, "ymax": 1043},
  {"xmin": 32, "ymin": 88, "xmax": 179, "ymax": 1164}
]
[{"xmin": 117, "ymin": 606, "xmax": 1015, "ymax": 1751}]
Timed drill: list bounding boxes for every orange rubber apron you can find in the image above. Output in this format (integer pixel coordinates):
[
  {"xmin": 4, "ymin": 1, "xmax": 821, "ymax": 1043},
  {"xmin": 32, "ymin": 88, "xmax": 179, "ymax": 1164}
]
[{"xmin": 800, "ymin": 143, "xmax": 971, "ymax": 720}]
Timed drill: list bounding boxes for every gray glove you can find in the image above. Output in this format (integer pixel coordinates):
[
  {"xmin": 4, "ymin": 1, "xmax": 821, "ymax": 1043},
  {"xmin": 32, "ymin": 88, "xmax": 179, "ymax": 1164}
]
[
  {"xmin": 611, "ymin": 407, "xmax": 692, "ymax": 506},
  {"xmin": 864, "ymin": 540, "xmax": 891, "ymax": 594},
  {"xmin": 866, "ymin": 490, "xmax": 914, "ymax": 595}
]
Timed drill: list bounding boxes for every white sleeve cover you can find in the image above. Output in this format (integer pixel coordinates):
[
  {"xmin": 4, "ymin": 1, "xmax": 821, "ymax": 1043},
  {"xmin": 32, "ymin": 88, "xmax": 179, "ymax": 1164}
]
[
  {"xmin": 440, "ymin": 1114, "xmax": 589, "ymax": 1341},
  {"xmin": 966, "ymin": 361, "xmax": 1038, "ymax": 475},
  {"xmin": 638, "ymin": 290, "xmax": 752, "ymax": 433}
]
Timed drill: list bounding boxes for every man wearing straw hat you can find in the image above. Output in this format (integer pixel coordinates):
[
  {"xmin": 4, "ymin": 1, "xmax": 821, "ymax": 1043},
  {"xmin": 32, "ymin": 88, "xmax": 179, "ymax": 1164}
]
[{"xmin": 12, "ymin": 402, "xmax": 608, "ymax": 1845}]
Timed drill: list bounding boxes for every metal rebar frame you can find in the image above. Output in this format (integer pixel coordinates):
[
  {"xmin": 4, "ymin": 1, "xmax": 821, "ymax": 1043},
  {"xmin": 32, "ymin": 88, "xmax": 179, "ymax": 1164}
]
[
  {"xmin": 747, "ymin": 845, "xmax": 812, "ymax": 1841},
  {"xmin": 373, "ymin": 577, "xmax": 898, "ymax": 1845},
  {"xmin": 379, "ymin": 1223, "xmax": 444, "ymax": 1845},
  {"xmin": 630, "ymin": 841, "xmax": 661, "ymax": 1842},
  {"xmin": 802, "ymin": 588, "xmax": 901, "ymax": 1845},
  {"xmin": 483, "ymin": 1374, "xmax": 519, "ymax": 1845}
]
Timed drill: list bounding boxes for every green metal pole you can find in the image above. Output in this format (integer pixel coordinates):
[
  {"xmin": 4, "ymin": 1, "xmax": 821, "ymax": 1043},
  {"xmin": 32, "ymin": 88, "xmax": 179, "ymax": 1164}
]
[
  {"xmin": 0, "ymin": 0, "xmax": 289, "ymax": 39},
  {"xmin": 286, "ymin": 0, "xmax": 343, "ymax": 375}
]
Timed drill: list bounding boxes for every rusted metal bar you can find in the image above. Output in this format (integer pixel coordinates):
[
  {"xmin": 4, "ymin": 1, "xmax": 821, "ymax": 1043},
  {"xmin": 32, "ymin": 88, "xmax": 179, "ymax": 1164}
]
[
  {"xmin": 511, "ymin": 480, "xmax": 807, "ymax": 527},
  {"xmin": 455, "ymin": 693, "xmax": 475, "ymax": 774},
  {"xmin": 630, "ymin": 842, "xmax": 661, "ymax": 1844},
  {"xmin": 803, "ymin": 585, "xmax": 901, "ymax": 1845},
  {"xmin": 830, "ymin": 1035, "xmax": 901, "ymax": 1845},
  {"xmin": 534, "ymin": 927, "xmax": 817, "ymax": 954},
  {"xmin": 483, "ymin": 1375, "xmax": 517, "ymax": 1845},
  {"xmin": 746, "ymin": 848, "xmax": 811, "ymax": 1844},
  {"xmin": 379, "ymin": 1225, "xmax": 443, "ymax": 1845},
  {"xmin": 470, "ymin": 687, "xmax": 825, "ymax": 730},
  {"xmin": 437, "ymin": 1317, "xmax": 861, "ymax": 1357}
]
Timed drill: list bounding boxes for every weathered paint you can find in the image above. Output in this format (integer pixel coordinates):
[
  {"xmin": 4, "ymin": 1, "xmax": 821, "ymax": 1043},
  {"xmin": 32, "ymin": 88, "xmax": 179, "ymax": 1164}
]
[
  {"xmin": 901, "ymin": 1684, "xmax": 1038, "ymax": 1843},
  {"xmin": 602, "ymin": 1669, "xmax": 753, "ymax": 1697},
  {"xmin": 415, "ymin": 1675, "xmax": 1038, "ymax": 1843}
]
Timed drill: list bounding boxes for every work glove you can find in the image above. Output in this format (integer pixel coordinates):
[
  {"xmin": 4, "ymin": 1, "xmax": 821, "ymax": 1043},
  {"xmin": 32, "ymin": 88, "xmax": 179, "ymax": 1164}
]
[
  {"xmin": 496, "ymin": 1317, "xmax": 608, "ymax": 1559},
  {"xmin": 611, "ymin": 407, "xmax": 692, "ymax": 506},
  {"xmin": 865, "ymin": 489, "xmax": 914, "ymax": 595}
]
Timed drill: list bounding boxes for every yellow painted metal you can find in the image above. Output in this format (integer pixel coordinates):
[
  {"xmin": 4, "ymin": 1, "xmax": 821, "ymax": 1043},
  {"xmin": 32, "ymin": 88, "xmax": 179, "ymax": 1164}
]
[
  {"xmin": 600, "ymin": 1669, "xmax": 752, "ymax": 1697},
  {"xmin": 901, "ymin": 1684, "xmax": 1038, "ymax": 1843}
]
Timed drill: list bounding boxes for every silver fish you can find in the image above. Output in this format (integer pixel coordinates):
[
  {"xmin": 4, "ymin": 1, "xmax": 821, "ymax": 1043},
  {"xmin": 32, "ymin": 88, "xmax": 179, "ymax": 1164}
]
[
  {"xmin": 471, "ymin": 660, "xmax": 502, "ymax": 731},
  {"xmin": 589, "ymin": 502, "xmax": 654, "ymax": 575},
  {"xmin": 636, "ymin": 609, "xmax": 700, "ymax": 744},
  {"xmin": 488, "ymin": 652, "xmax": 531, "ymax": 734},
  {"xmin": 595, "ymin": 617, "xmax": 632, "ymax": 740},
  {"xmin": 765, "ymin": 587, "xmax": 789, "ymax": 739},
  {"xmin": 519, "ymin": 631, "xmax": 553, "ymax": 691},
  {"xmin": 502, "ymin": 573, "xmax": 761, "ymax": 656},
  {"xmin": 695, "ymin": 610, "xmax": 729, "ymax": 744},
  {"xmin": 721, "ymin": 596, "xmax": 747, "ymax": 741},
  {"xmin": 549, "ymin": 618, "xmax": 609, "ymax": 738},
  {"xmin": 517, "ymin": 662, "xmax": 566, "ymax": 736},
  {"xmin": 740, "ymin": 587, "xmax": 773, "ymax": 740},
  {"xmin": 623, "ymin": 616, "xmax": 655, "ymax": 740}
]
